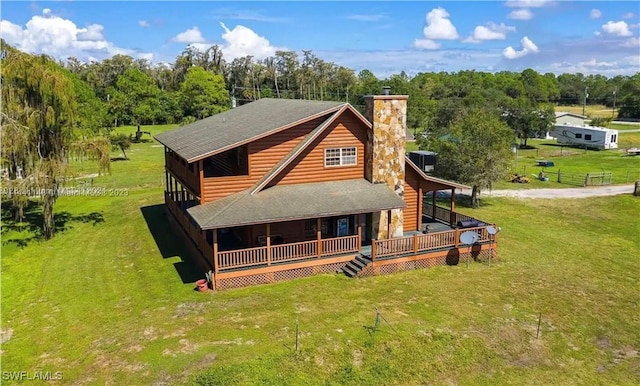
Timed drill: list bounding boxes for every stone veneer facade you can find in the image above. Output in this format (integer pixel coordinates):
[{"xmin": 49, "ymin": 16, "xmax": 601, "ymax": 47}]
[{"xmin": 364, "ymin": 94, "xmax": 408, "ymax": 239}]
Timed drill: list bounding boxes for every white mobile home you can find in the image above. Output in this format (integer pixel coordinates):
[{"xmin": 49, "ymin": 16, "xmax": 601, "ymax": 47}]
[{"xmin": 550, "ymin": 124, "xmax": 618, "ymax": 150}]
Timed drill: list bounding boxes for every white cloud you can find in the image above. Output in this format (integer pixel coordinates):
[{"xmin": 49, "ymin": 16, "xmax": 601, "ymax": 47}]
[
  {"xmin": 171, "ymin": 27, "xmax": 205, "ymax": 43},
  {"xmin": 138, "ymin": 20, "xmax": 150, "ymax": 28},
  {"xmin": 0, "ymin": 9, "xmax": 151, "ymax": 61},
  {"xmin": 464, "ymin": 22, "xmax": 516, "ymax": 43},
  {"xmin": 503, "ymin": 36, "xmax": 539, "ymax": 59},
  {"xmin": 218, "ymin": 22, "xmax": 283, "ymax": 60},
  {"xmin": 601, "ymin": 21, "xmax": 633, "ymax": 37},
  {"xmin": 420, "ymin": 8, "xmax": 459, "ymax": 40},
  {"xmin": 622, "ymin": 37, "xmax": 640, "ymax": 47},
  {"xmin": 624, "ymin": 55, "xmax": 640, "ymax": 66},
  {"xmin": 413, "ymin": 39, "xmax": 440, "ymax": 49},
  {"xmin": 347, "ymin": 14, "xmax": 385, "ymax": 22},
  {"xmin": 590, "ymin": 9, "xmax": 602, "ymax": 19},
  {"xmin": 504, "ymin": 0, "xmax": 555, "ymax": 8},
  {"xmin": 77, "ymin": 24, "xmax": 105, "ymax": 41},
  {"xmin": 507, "ymin": 9, "xmax": 534, "ymax": 20},
  {"xmin": 548, "ymin": 58, "xmax": 627, "ymax": 76},
  {"xmin": 622, "ymin": 13, "xmax": 635, "ymax": 19}
]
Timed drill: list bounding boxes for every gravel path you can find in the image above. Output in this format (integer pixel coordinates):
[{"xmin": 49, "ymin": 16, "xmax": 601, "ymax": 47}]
[{"xmin": 457, "ymin": 184, "xmax": 637, "ymax": 199}]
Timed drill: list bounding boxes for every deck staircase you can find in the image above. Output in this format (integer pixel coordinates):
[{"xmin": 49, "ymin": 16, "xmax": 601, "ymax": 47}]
[{"xmin": 342, "ymin": 254, "xmax": 372, "ymax": 278}]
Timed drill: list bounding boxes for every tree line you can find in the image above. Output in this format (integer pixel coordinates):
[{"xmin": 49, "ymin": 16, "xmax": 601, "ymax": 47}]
[
  {"xmin": 2, "ymin": 39, "xmax": 639, "ymax": 238},
  {"xmin": 60, "ymin": 44, "xmax": 640, "ymax": 129}
]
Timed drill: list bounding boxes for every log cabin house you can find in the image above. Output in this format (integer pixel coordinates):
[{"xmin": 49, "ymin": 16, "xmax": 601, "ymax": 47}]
[{"xmin": 154, "ymin": 90, "xmax": 498, "ymax": 290}]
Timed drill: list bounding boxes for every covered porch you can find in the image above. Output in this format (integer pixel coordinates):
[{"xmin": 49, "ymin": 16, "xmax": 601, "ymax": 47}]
[
  {"xmin": 186, "ymin": 179, "xmax": 407, "ymax": 279},
  {"xmin": 205, "ymin": 215, "xmax": 366, "ymax": 273}
]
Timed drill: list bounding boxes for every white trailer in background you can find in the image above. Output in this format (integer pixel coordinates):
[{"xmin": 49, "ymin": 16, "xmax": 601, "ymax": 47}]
[{"xmin": 549, "ymin": 124, "xmax": 618, "ymax": 150}]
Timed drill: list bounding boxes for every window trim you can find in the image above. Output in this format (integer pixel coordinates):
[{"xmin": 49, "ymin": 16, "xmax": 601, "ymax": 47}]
[{"xmin": 324, "ymin": 147, "xmax": 357, "ymax": 167}]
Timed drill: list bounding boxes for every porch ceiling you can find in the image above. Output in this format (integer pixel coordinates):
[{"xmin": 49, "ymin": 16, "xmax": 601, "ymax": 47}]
[{"xmin": 188, "ymin": 179, "xmax": 407, "ymax": 230}]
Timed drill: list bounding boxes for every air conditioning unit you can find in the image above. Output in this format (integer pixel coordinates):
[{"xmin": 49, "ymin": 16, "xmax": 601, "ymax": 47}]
[{"xmin": 408, "ymin": 151, "xmax": 438, "ymax": 173}]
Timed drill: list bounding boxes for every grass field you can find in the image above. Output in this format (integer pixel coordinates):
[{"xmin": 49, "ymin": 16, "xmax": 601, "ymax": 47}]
[
  {"xmin": 2, "ymin": 125, "xmax": 640, "ymax": 385},
  {"xmin": 408, "ymin": 132, "xmax": 640, "ymax": 190},
  {"xmin": 558, "ymin": 105, "xmax": 615, "ymax": 119}
]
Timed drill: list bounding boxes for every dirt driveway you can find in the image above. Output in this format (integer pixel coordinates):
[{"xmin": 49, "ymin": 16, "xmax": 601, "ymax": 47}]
[{"xmin": 458, "ymin": 184, "xmax": 637, "ymax": 199}]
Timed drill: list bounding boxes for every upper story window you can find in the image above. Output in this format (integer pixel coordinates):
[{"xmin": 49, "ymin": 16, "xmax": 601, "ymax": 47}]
[{"xmin": 325, "ymin": 147, "xmax": 357, "ymax": 167}]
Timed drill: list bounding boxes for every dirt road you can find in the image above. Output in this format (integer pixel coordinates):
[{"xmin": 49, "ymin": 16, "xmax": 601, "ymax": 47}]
[{"xmin": 458, "ymin": 184, "xmax": 637, "ymax": 199}]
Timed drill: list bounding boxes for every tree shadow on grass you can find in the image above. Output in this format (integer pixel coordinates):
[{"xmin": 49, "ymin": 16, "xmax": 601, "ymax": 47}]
[
  {"xmin": 1, "ymin": 199, "xmax": 104, "ymax": 248},
  {"xmin": 140, "ymin": 204, "xmax": 201, "ymax": 284}
]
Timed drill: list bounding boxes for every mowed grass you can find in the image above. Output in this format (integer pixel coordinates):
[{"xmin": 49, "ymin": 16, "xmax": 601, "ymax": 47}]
[
  {"xmin": 499, "ymin": 131, "xmax": 640, "ymax": 189},
  {"xmin": 559, "ymin": 105, "xmax": 614, "ymax": 119},
  {"xmin": 408, "ymin": 133, "xmax": 640, "ymax": 190},
  {"xmin": 2, "ymin": 125, "xmax": 640, "ymax": 385}
]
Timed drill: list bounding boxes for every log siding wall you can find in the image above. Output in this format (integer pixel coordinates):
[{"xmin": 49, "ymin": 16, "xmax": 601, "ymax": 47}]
[{"xmin": 200, "ymin": 116, "xmax": 329, "ymax": 203}]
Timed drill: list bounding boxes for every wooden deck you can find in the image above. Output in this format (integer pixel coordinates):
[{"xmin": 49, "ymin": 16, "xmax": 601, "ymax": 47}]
[{"xmin": 165, "ymin": 195, "xmax": 498, "ymax": 290}]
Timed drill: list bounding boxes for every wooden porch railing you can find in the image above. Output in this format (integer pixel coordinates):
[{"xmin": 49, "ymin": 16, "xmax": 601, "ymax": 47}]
[
  {"xmin": 372, "ymin": 225, "xmax": 494, "ymax": 260},
  {"xmin": 215, "ymin": 235, "xmax": 360, "ymax": 271},
  {"xmin": 218, "ymin": 246, "xmax": 268, "ymax": 270},
  {"xmin": 166, "ymin": 192, "xmax": 201, "ymax": 247},
  {"xmin": 166, "ymin": 153, "xmax": 200, "ymax": 195},
  {"xmin": 423, "ymin": 203, "xmax": 476, "ymax": 225},
  {"xmin": 321, "ymin": 235, "xmax": 359, "ymax": 257},
  {"xmin": 271, "ymin": 240, "xmax": 318, "ymax": 262}
]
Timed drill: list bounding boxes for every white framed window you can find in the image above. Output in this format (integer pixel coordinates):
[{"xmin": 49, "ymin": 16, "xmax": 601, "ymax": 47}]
[{"xmin": 324, "ymin": 147, "xmax": 357, "ymax": 167}]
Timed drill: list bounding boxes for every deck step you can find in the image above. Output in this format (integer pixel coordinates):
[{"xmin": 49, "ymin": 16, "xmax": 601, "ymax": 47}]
[{"xmin": 342, "ymin": 254, "xmax": 372, "ymax": 278}]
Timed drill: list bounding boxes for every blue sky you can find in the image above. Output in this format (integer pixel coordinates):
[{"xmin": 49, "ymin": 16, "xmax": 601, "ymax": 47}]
[{"xmin": 1, "ymin": 1, "xmax": 639, "ymax": 77}]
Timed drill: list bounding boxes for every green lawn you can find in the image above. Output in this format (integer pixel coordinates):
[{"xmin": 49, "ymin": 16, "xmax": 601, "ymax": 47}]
[
  {"xmin": 609, "ymin": 123, "xmax": 640, "ymax": 131},
  {"xmin": 407, "ymin": 132, "xmax": 640, "ymax": 190},
  {"xmin": 2, "ymin": 125, "xmax": 640, "ymax": 385}
]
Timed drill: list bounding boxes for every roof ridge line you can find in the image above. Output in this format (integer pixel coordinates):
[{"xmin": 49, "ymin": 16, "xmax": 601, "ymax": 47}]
[{"xmin": 249, "ymin": 105, "xmax": 348, "ymax": 195}]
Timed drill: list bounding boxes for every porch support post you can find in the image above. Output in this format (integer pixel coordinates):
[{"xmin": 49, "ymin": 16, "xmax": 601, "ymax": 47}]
[
  {"xmin": 449, "ymin": 189, "xmax": 456, "ymax": 226},
  {"xmin": 413, "ymin": 233, "xmax": 418, "ymax": 255},
  {"xmin": 357, "ymin": 216, "xmax": 362, "ymax": 251},
  {"xmin": 213, "ymin": 229, "xmax": 219, "ymax": 274},
  {"xmin": 417, "ymin": 185, "xmax": 423, "ymax": 231},
  {"xmin": 164, "ymin": 169, "xmax": 171, "ymax": 193},
  {"xmin": 198, "ymin": 160, "xmax": 204, "ymax": 204},
  {"xmin": 387, "ymin": 210, "xmax": 392, "ymax": 239},
  {"xmin": 266, "ymin": 223, "xmax": 271, "ymax": 265},
  {"xmin": 316, "ymin": 218, "xmax": 322, "ymax": 258},
  {"xmin": 431, "ymin": 190, "xmax": 437, "ymax": 219}
]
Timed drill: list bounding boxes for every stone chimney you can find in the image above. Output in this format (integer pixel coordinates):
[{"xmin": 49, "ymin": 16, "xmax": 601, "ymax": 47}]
[{"xmin": 364, "ymin": 87, "xmax": 408, "ymax": 239}]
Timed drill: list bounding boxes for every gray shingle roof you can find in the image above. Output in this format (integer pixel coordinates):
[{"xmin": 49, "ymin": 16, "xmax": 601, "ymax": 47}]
[
  {"xmin": 154, "ymin": 98, "xmax": 345, "ymax": 162},
  {"xmin": 187, "ymin": 179, "xmax": 407, "ymax": 230}
]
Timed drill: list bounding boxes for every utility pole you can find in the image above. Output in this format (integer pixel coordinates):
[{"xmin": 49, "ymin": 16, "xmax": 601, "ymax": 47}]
[
  {"xmin": 231, "ymin": 84, "xmax": 237, "ymax": 108},
  {"xmin": 582, "ymin": 86, "xmax": 589, "ymax": 116},
  {"xmin": 612, "ymin": 88, "xmax": 617, "ymax": 119}
]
